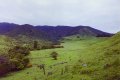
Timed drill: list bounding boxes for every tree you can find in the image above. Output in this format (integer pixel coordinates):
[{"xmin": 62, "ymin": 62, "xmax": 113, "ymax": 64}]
[
  {"xmin": 33, "ymin": 41, "xmax": 38, "ymax": 49},
  {"xmin": 77, "ymin": 36, "xmax": 80, "ymax": 38},
  {"xmin": 50, "ymin": 52, "xmax": 58, "ymax": 60},
  {"xmin": 8, "ymin": 46, "xmax": 30, "ymax": 70}
]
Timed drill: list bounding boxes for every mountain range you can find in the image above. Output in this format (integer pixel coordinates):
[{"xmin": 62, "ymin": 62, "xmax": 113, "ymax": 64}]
[{"xmin": 0, "ymin": 22, "xmax": 113, "ymax": 42}]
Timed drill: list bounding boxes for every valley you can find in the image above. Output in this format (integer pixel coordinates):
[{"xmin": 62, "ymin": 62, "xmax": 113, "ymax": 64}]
[
  {"xmin": 0, "ymin": 37, "xmax": 107, "ymax": 80},
  {"xmin": 0, "ymin": 0, "xmax": 119, "ymax": 79},
  {"xmin": 0, "ymin": 23, "xmax": 119, "ymax": 80}
]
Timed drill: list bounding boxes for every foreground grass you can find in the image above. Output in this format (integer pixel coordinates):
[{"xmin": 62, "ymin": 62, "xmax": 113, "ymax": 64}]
[{"xmin": 0, "ymin": 37, "xmax": 107, "ymax": 80}]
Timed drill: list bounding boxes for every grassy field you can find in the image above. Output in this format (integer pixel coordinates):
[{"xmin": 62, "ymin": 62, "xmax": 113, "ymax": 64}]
[{"xmin": 0, "ymin": 37, "xmax": 107, "ymax": 80}]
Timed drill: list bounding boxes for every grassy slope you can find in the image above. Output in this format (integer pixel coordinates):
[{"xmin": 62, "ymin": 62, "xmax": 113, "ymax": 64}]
[
  {"xmin": 1, "ymin": 33, "xmax": 119, "ymax": 80},
  {"xmin": 0, "ymin": 36, "xmax": 106, "ymax": 80},
  {"xmin": 73, "ymin": 32, "xmax": 120, "ymax": 80}
]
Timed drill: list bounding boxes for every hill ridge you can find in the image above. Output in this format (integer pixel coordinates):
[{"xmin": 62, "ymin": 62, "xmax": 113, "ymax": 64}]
[{"xmin": 0, "ymin": 22, "xmax": 113, "ymax": 41}]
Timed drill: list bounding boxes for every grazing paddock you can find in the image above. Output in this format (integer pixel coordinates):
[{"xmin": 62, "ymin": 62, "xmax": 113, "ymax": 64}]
[{"xmin": 0, "ymin": 38, "xmax": 105, "ymax": 80}]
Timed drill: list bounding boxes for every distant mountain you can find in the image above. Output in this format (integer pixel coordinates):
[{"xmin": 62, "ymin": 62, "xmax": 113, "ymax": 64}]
[
  {"xmin": 0, "ymin": 22, "xmax": 17, "ymax": 34},
  {"xmin": 0, "ymin": 22, "xmax": 113, "ymax": 42},
  {"xmin": 35, "ymin": 25, "xmax": 113, "ymax": 41},
  {"xmin": 0, "ymin": 23, "xmax": 49, "ymax": 40}
]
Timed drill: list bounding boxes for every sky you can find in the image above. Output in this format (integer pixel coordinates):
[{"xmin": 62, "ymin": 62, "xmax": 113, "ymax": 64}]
[{"xmin": 0, "ymin": 0, "xmax": 120, "ymax": 33}]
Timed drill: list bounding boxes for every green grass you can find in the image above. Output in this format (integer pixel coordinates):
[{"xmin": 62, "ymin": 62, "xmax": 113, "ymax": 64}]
[
  {"xmin": 0, "ymin": 33, "xmax": 120, "ymax": 80},
  {"xmin": 0, "ymin": 37, "xmax": 105, "ymax": 80}
]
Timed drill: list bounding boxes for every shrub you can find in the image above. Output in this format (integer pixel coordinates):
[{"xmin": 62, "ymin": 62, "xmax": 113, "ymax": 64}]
[
  {"xmin": 41, "ymin": 45, "xmax": 53, "ymax": 49},
  {"xmin": 52, "ymin": 45, "xmax": 64, "ymax": 48},
  {"xmin": 8, "ymin": 46, "xmax": 30, "ymax": 71},
  {"xmin": 23, "ymin": 58, "xmax": 30, "ymax": 66},
  {"xmin": 50, "ymin": 52, "xmax": 58, "ymax": 60},
  {"xmin": 8, "ymin": 46, "xmax": 30, "ymax": 56},
  {"xmin": 41, "ymin": 46, "xmax": 48, "ymax": 49},
  {"xmin": 9, "ymin": 58, "xmax": 25, "ymax": 70},
  {"xmin": 0, "ymin": 45, "xmax": 31, "ymax": 76},
  {"xmin": 77, "ymin": 36, "xmax": 80, "ymax": 38},
  {"xmin": 0, "ymin": 54, "xmax": 10, "ymax": 76},
  {"xmin": 33, "ymin": 41, "xmax": 38, "ymax": 49}
]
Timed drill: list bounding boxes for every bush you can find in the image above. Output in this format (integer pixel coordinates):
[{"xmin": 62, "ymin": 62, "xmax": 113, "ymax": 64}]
[
  {"xmin": 23, "ymin": 58, "xmax": 30, "ymax": 66},
  {"xmin": 52, "ymin": 45, "xmax": 64, "ymax": 48},
  {"xmin": 0, "ymin": 45, "xmax": 31, "ymax": 76},
  {"xmin": 9, "ymin": 58, "xmax": 25, "ymax": 70},
  {"xmin": 77, "ymin": 36, "xmax": 80, "ymax": 38},
  {"xmin": 41, "ymin": 45, "xmax": 53, "ymax": 49},
  {"xmin": 8, "ymin": 46, "xmax": 30, "ymax": 56},
  {"xmin": 41, "ymin": 46, "xmax": 48, "ymax": 49},
  {"xmin": 50, "ymin": 52, "xmax": 58, "ymax": 60},
  {"xmin": 8, "ymin": 46, "xmax": 30, "ymax": 71},
  {"xmin": 33, "ymin": 41, "xmax": 38, "ymax": 49},
  {"xmin": 0, "ymin": 54, "xmax": 10, "ymax": 76}
]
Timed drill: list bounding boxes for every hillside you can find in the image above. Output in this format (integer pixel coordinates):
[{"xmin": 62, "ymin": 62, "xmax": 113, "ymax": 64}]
[
  {"xmin": 72, "ymin": 32, "xmax": 120, "ymax": 80},
  {"xmin": 0, "ymin": 23, "xmax": 113, "ymax": 42},
  {"xmin": 0, "ymin": 34, "xmax": 106, "ymax": 80},
  {"xmin": 0, "ymin": 31, "xmax": 119, "ymax": 80},
  {"xmin": 98, "ymin": 32, "xmax": 120, "ymax": 80}
]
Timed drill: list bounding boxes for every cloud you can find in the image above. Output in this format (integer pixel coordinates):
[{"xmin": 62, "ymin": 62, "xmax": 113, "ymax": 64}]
[{"xmin": 0, "ymin": 0, "xmax": 120, "ymax": 33}]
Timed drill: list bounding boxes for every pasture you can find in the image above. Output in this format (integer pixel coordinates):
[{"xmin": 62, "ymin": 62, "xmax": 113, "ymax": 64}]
[{"xmin": 0, "ymin": 37, "xmax": 106, "ymax": 80}]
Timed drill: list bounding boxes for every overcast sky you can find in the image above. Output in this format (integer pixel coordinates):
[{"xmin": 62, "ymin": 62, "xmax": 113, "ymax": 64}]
[{"xmin": 0, "ymin": 0, "xmax": 120, "ymax": 33}]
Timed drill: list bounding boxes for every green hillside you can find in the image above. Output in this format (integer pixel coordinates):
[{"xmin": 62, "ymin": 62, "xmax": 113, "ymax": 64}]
[
  {"xmin": 73, "ymin": 32, "xmax": 120, "ymax": 80},
  {"xmin": 0, "ymin": 36, "xmax": 105, "ymax": 80},
  {"xmin": 0, "ymin": 33, "xmax": 119, "ymax": 80}
]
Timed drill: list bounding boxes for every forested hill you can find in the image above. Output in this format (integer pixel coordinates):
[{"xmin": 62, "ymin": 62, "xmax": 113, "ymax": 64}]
[{"xmin": 0, "ymin": 22, "xmax": 113, "ymax": 41}]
